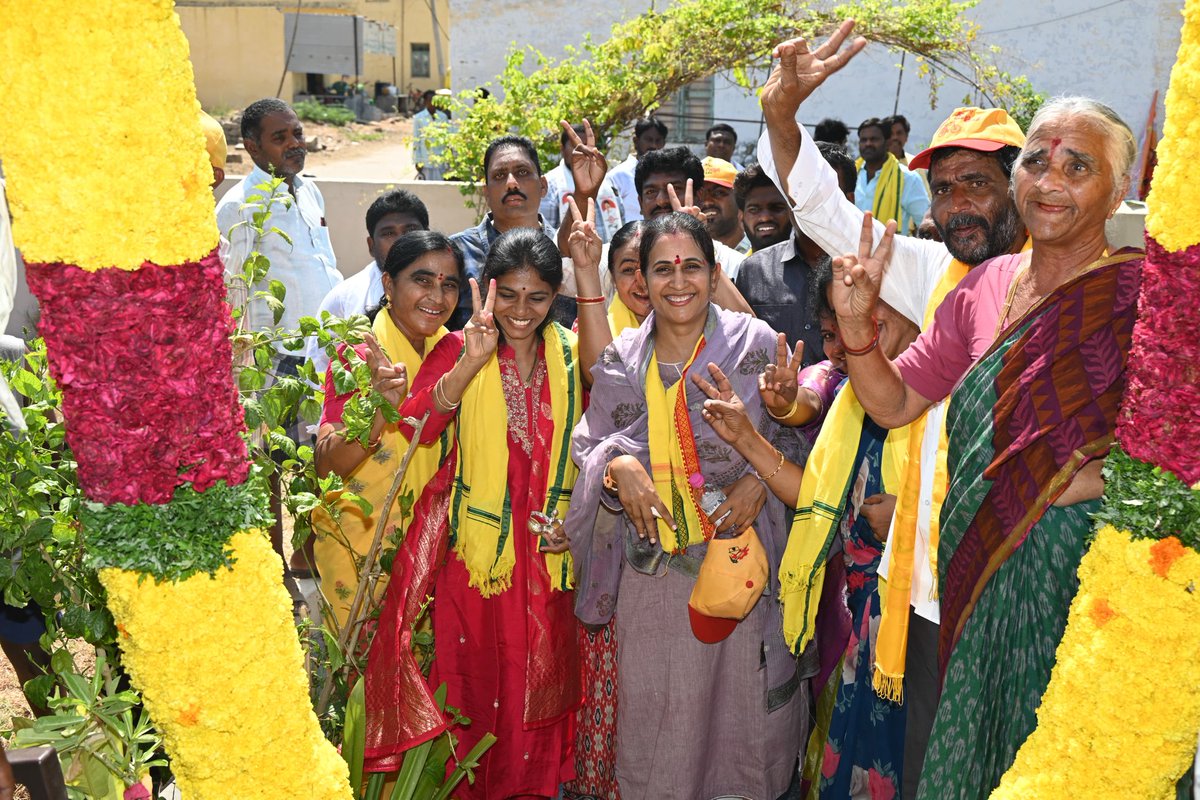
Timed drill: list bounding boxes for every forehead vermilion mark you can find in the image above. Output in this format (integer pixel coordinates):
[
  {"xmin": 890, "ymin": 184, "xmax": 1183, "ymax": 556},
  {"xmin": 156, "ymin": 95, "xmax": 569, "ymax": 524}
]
[
  {"xmin": 674, "ymin": 254, "xmax": 682, "ymax": 264},
  {"xmin": 1050, "ymin": 138, "xmax": 1062, "ymax": 158}
]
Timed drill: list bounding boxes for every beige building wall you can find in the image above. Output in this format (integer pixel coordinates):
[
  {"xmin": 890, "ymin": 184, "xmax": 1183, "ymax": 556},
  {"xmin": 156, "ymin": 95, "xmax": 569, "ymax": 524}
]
[
  {"xmin": 352, "ymin": 0, "xmax": 450, "ymax": 92},
  {"xmin": 178, "ymin": 6, "xmax": 298, "ymax": 112},
  {"xmin": 180, "ymin": 1, "xmax": 449, "ymax": 111}
]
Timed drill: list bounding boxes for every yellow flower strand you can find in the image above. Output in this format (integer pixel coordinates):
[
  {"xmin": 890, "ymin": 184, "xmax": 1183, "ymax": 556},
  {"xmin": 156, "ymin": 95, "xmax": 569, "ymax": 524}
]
[
  {"xmin": 990, "ymin": 526, "xmax": 1200, "ymax": 799},
  {"xmin": 0, "ymin": 0, "xmax": 217, "ymax": 270},
  {"xmin": 1146, "ymin": 0, "xmax": 1200, "ymax": 252},
  {"xmin": 101, "ymin": 531, "xmax": 351, "ymax": 799}
]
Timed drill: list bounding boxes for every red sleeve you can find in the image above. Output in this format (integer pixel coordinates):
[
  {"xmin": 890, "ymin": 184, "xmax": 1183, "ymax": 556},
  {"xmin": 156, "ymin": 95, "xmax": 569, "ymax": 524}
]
[
  {"xmin": 320, "ymin": 342, "xmax": 370, "ymax": 427},
  {"xmin": 892, "ymin": 284, "xmax": 975, "ymax": 404},
  {"xmin": 398, "ymin": 332, "xmax": 465, "ymax": 444}
]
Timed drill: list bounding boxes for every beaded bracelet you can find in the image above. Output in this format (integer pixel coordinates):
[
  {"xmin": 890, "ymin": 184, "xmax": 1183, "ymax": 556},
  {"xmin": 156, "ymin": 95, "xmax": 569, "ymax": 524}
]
[
  {"xmin": 752, "ymin": 448, "xmax": 786, "ymax": 483},
  {"xmin": 843, "ymin": 318, "xmax": 880, "ymax": 357}
]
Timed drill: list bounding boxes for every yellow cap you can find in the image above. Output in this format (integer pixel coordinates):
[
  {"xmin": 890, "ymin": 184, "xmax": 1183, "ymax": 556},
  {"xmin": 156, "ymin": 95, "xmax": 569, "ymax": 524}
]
[
  {"xmin": 701, "ymin": 156, "xmax": 737, "ymax": 188},
  {"xmin": 199, "ymin": 111, "xmax": 227, "ymax": 170},
  {"xmin": 908, "ymin": 107, "xmax": 1026, "ymax": 171}
]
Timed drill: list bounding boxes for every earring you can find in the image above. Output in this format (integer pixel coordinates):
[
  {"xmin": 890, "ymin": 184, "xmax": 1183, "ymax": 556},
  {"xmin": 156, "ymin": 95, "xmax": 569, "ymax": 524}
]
[{"xmin": 380, "ymin": 295, "xmax": 391, "ymax": 308}]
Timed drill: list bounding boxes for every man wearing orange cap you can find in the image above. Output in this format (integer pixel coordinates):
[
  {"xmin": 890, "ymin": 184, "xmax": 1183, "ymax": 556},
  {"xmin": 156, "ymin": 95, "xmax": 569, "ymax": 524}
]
[
  {"xmin": 757, "ymin": 22, "xmax": 1028, "ymax": 800},
  {"xmin": 698, "ymin": 156, "xmax": 749, "ymax": 253}
]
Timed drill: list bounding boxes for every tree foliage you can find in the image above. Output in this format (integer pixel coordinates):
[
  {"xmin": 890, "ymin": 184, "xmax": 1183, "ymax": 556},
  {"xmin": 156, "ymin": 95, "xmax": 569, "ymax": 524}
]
[{"xmin": 425, "ymin": 0, "xmax": 1045, "ymax": 182}]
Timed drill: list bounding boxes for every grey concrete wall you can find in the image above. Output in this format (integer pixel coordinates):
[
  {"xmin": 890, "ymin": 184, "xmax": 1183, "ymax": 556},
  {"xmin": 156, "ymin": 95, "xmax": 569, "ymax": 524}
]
[
  {"xmin": 213, "ymin": 176, "xmax": 482, "ymax": 275},
  {"xmin": 5, "ymin": 178, "xmax": 481, "ymax": 339}
]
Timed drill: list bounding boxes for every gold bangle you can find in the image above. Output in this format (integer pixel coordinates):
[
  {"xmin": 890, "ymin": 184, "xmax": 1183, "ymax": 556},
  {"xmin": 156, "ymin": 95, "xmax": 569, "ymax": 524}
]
[
  {"xmin": 752, "ymin": 449, "xmax": 786, "ymax": 483},
  {"xmin": 433, "ymin": 376, "xmax": 460, "ymax": 412},
  {"xmin": 766, "ymin": 398, "xmax": 798, "ymax": 421}
]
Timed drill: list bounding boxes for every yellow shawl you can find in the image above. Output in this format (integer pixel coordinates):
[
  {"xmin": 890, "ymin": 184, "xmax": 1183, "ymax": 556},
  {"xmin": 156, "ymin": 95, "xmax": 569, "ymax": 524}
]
[
  {"xmin": 311, "ymin": 311, "xmax": 449, "ymax": 629},
  {"xmin": 856, "ymin": 153, "xmax": 905, "ymax": 228},
  {"xmin": 779, "ymin": 381, "xmax": 910, "ymax": 654},
  {"xmin": 449, "ymin": 323, "xmax": 581, "ymax": 597},
  {"xmin": 607, "ymin": 293, "xmax": 642, "ymax": 337},
  {"xmin": 645, "ymin": 336, "xmax": 712, "ymax": 553}
]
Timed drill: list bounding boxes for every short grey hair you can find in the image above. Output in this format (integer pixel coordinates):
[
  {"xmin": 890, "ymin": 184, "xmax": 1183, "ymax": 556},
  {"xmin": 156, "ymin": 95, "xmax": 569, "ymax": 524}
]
[{"xmin": 1020, "ymin": 96, "xmax": 1137, "ymax": 200}]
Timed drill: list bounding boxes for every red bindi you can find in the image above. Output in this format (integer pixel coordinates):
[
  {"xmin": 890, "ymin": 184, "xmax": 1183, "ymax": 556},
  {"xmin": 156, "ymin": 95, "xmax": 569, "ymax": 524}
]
[
  {"xmin": 435, "ymin": 273, "xmax": 445, "ymax": 283},
  {"xmin": 674, "ymin": 254, "xmax": 681, "ymax": 264},
  {"xmin": 1050, "ymin": 138, "xmax": 1062, "ymax": 157}
]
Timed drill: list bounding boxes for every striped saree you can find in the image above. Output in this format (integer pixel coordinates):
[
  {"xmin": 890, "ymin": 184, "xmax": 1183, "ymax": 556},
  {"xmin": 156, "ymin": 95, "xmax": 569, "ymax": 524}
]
[{"xmin": 916, "ymin": 251, "xmax": 1143, "ymax": 800}]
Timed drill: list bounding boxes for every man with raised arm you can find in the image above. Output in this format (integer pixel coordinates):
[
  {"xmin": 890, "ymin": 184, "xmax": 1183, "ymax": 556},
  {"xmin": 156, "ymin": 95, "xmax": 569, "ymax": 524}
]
[{"xmin": 757, "ymin": 22, "xmax": 1028, "ymax": 800}]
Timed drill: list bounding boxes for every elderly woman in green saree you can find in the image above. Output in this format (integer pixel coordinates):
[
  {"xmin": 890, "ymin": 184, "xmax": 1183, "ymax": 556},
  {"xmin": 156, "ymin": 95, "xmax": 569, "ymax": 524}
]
[{"xmin": 827, "ymin": 97, "xmax": 1142, "ymax": 800}]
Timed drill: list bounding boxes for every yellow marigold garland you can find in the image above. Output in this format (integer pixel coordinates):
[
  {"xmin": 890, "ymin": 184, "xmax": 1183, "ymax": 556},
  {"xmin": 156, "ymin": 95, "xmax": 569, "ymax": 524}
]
[
  {"xmin": 101, "ymin": 531, "xmax": 351, "ymax": 799},
  {"xmin": 1146, "ymin": 0, "xmax": 1200, "ymax": 252},
  {"xmin": 990, "ymin": 525, "xmax": 1200, "ymax": 799},
  {"xmin": 0, "ymin": 0, "xmax": 217, "ymax": 270}
]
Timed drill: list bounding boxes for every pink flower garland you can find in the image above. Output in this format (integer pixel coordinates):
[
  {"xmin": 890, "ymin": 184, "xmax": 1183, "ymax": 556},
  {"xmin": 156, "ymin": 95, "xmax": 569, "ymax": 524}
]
[
  {"xmin": 1116, "ymin": 238, "xmax": 1200, "ymax": 485},
  {"xmin": 26, "ymin": 248, "xmax": 248, "ymax": 504}
]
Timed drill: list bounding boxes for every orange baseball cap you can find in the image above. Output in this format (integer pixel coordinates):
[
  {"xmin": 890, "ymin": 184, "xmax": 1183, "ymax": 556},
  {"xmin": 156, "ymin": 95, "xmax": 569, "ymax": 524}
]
[
  {"xmin": 907, "ymin": 107, "xmax": 1026, "ymax": 171},
  {"xmin": 701, "ymin": 156, "xmax": 737, "ymax": 189},
  {"xmin": 687, "ymin": 526, "xmax": 768, "ymax": 643}
]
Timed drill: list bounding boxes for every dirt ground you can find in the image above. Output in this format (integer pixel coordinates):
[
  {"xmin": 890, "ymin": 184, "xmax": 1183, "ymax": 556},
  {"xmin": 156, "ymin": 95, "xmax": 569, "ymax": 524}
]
[{"xmin": 223, "ymin": 114, "xmax": 420, "ymax": 182}]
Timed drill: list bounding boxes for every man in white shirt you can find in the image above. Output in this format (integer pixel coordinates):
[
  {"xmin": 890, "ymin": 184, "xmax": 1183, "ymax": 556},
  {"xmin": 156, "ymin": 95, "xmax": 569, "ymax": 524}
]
[
  {"xmin": 607, "ymin": 116, "xmax": 668, "ymax": 224},
  {"xmin": 309, "ymin": 189, "xmax": 429, "ymax": 379},
  {"xmin": 217, "ymin": 98, "xmax": 342, "ymax": 348},
  {"xmin": 758, "ymin": 24, "xmax": 1027, "ymax": 800},
  {"xmin": 540, "ymin": 123, "xmax": 623, "ymax": 242},
  {"xmin": 216, "ymin": 97, "xmax": 342, "ymax": 581}
]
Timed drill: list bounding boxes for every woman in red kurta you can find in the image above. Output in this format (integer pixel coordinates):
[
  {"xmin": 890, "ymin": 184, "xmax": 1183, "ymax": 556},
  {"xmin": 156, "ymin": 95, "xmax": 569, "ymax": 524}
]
[{"xmin": 364, "ymin": 228, "xmax": 583, "ymax": 799}]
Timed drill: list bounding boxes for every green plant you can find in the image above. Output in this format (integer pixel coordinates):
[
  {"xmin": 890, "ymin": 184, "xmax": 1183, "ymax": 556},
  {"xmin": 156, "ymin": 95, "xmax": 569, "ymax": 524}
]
[
  {"xmin": 295, "ymin": 99, "xmax": 356, "ymax": 127},
  {"xmin": 424, "ymin": 0, "xmax": 1046, "ymax": 184},
  {"xmin": 9, "ymin": 650, "xmax": 166, "ymax": 799}
]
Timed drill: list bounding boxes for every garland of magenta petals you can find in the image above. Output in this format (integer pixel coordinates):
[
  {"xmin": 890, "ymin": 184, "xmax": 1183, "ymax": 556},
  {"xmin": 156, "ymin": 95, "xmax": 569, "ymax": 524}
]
[
  {"xmin": 1115, "ymin": 238, "xmax": 1200, "ymax": 488},
  {"xmin": 24, "ymin": 249, "xmax": 248, "ymax": 505}
]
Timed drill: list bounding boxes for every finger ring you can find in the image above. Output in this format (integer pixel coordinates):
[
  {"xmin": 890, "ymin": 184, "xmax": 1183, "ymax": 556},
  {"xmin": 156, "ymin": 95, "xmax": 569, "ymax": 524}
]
[{"xmin": 650, "ymin": 507, "xmax": 662, "ymax": 520}]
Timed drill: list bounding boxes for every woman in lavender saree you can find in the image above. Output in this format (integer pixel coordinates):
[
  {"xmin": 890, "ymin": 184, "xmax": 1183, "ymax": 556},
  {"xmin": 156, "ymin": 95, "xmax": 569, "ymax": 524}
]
[{"xmin": 565, "ymin": 212, "xmax": 809, "ymax": 799}]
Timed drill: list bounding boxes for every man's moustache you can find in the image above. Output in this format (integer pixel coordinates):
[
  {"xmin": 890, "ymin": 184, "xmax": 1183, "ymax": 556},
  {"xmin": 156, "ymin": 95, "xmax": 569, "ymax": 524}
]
[
  {"xmin": 504, "ymin": 190, "xmax": 527, "ymax": 201},
  {"xmin": 945, "ymin": 213, "xmax": 989, "ymax": 233}
]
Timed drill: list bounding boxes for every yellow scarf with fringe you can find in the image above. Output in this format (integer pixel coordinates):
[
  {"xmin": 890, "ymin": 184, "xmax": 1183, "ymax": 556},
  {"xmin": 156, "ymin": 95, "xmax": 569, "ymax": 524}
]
[
  {"xmin": 311, "ymin": 311, "xmax": 449, "ymax": 629},
  {"xmin": 856, "ymin": 153, "xmax": 905, "ymax": 227},
  {"xmin": 779, "ymin": 381, "xmax": 910, "ymax": 654},
  {"xmin": 607, "ymin": 293, "xmax": 641, "ymax": 337},
  {"xmin": 646, "ymin": 336, "xmax": 712, "ymax": 553},
  {"xmin": 449, "ymin": 323, "xmax": 581, "ymax": 597}
]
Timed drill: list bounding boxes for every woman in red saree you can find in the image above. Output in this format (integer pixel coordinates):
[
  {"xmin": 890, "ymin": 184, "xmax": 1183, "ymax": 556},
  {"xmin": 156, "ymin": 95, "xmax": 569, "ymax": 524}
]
[{"xmin": 364, "ymin": 228, "xmax": 583, "ymax": 798}]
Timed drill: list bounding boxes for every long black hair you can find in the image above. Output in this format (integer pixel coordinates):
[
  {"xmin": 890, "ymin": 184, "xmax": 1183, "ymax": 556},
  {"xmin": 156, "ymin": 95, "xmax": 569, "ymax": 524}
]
[
  {"xmin": 637, "ymin": 212, "xmax": 715, "ymax": 274},
  {"xmin": 480, "ymin": 228, "xmax": 563, "ymax": 339},
  {"xmin": 365, "ymin": 231, "xmax": 465, "ymax": 323}
]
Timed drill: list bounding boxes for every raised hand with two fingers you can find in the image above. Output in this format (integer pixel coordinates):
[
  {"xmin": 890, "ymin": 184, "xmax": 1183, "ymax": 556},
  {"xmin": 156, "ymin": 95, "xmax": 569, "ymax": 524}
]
[
  {"xmin": 831, "ymin": 213, "xmax": 896, "ymax": 334},
  {"xmin": 561, "ymin": 118, "xmax": 608, "ymax": 200},
  {"xmin": 666, "ymin": 179, "xmax": 703, "ymax": 222},
  {"xmin": 566, "ymin": 194, "xmax": 604, "ymax": 273},
  {"xmin": 760, "ymin": 20, "xmax": 868, "ymax": 126},
  {"xmin": 463, "ymin": 277, "xmax": 500, "ymax": 364},
  {"xmin": 692, "ymin": 362, "xmax": 754, "ymax": 446},
  {"xmin": 363, "ymin": 332, "xmax": 408, "ymax": 410},
  {"xmin": 759, "ymin": 333, "xmax": 804, "ymax": 418}
]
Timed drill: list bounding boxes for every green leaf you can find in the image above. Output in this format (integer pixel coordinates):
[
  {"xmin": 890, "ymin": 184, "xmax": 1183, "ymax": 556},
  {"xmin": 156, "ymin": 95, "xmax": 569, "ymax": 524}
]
[
  {"xmin": 9, "ymin": 368, "xmax": 42, "ymax": 398},
  {"xmin": 342, "ymin": 677, "xmax": 366, "ymax": 795}
]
